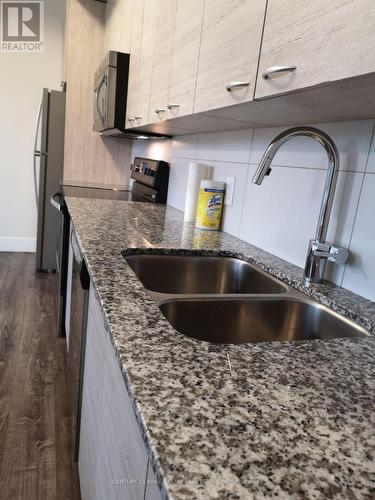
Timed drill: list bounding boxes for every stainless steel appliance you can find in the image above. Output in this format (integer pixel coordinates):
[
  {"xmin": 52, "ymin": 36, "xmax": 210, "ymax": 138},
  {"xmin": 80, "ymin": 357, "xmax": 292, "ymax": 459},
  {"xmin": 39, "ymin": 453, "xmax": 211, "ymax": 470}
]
[
  {"xmin": 34, "ymin": 88, "xmax": 66, "ymax": 272},
  {"xmin": 93, "ymin": 51, "xmax": 170, "ymax": 140},
  {"xmin": 93, "ymin": 51, "xmax": 129, "ymax": 136},
  {"xmin": 130, "ymin": 157, "xmax": 170, "ymax": 203},
  {"xmin": 68, "ymin": 228, "xmax": 90, "ymax": 461}
]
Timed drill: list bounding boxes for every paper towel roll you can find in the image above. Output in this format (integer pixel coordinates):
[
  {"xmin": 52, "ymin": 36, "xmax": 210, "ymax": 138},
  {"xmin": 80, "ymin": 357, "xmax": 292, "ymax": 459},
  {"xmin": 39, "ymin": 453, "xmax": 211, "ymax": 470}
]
[{"xmin": 184, "ymin": 162, "xmax": 213, "ymax": 222}]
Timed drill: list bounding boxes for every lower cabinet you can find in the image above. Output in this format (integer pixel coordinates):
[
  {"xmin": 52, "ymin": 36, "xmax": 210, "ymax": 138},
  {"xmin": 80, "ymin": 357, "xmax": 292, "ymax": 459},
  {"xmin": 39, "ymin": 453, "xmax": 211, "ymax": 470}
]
[{"xmin": 79, "ymin": 285, "xmax": 161, "ymax": 500}]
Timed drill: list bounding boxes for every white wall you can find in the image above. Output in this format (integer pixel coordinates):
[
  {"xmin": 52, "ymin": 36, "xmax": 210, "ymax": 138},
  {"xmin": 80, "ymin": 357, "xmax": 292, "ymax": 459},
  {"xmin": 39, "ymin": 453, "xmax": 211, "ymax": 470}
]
[
  {"xmin": 0, "ymin": 0, "xmax": 66, "ymax": 252},
  {"xmin": 132, "ymin": 120, "xmax": 375, "ymax": 302}
]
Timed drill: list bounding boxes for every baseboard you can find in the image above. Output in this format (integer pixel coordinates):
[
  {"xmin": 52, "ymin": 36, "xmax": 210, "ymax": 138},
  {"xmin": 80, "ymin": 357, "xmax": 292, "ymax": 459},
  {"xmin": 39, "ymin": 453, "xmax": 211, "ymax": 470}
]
[{"xmin": 0, "ymin": 237, "xmax": 36, "ymax": 252}]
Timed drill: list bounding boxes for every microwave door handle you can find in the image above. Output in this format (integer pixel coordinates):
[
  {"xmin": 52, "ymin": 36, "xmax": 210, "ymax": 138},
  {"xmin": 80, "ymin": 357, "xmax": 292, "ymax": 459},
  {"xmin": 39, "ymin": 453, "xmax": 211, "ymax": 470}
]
[
  {"xmin": 94, "ymin": 87, "xmax": 103, "ymax": 122},
  {"xmin": 94, "ymin": 74, "xmax": 106, "ymax": 123},
  {"xmin": 103, "ymin": 75, "xmax": 108, "ymax": 124}
]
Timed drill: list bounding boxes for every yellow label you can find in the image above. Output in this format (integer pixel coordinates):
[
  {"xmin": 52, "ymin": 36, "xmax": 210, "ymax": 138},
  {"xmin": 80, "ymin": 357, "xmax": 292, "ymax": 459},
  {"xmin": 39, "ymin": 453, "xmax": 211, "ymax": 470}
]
[{"xmin": 196, "ymin": 187, "xmax": 224, "ymax": 230}]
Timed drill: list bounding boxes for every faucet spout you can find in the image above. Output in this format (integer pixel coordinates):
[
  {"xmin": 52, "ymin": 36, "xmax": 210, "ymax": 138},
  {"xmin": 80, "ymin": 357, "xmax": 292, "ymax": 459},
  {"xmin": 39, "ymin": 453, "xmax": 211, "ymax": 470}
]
[{"xmin": 252, "ymin": 126, "xmax": 347, "ymax": 284}]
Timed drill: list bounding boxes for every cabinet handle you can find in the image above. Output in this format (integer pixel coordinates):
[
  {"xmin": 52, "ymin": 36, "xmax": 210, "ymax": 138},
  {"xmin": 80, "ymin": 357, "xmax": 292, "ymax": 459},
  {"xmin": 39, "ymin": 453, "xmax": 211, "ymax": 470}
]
[
  {"xmin": 155, "ymin": 108, "xmax": 166, "ymax": 114},
  {"xmin": 167, "ymin": 103, "xmax": 180, "ymax": 109},
  {"xmin": 128, "ymin": 117, "xmax": 135, "ymax": 124},
  {"xmin": 262, "ymin": 65, "xmax": 297, "ymax": 80},
  {"xmin": 134, "ymin": 116, "xmax": 142, "ymax": 120},
  {"xmin": 225, "ymin": 81, "xmax": 250, "ymax": 92}
]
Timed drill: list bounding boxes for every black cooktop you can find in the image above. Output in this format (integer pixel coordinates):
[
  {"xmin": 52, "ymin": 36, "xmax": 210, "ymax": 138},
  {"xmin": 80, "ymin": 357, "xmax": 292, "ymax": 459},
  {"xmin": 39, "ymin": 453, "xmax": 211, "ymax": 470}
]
[{"xmin": 61, "ymin": 182, "xmax": 144, "ymax": 202}]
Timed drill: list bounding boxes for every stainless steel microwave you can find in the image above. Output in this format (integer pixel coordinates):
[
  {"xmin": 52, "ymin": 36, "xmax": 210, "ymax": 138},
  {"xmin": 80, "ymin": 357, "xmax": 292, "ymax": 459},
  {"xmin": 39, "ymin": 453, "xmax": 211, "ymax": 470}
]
[
  {"xmin": 93, "ymin": 51, "xmax": 129, "ymax": 136},
  {"xmin": 93, "ymin": 51, "xmax": 171, "ymax": 140}
]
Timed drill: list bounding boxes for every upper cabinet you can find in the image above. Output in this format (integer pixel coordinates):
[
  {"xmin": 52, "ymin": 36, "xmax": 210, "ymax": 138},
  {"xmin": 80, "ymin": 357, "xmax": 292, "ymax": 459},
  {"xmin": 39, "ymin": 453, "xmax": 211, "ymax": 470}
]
[
  {"xmin": 131, "ymin": 0, "xmax": 157, "ymax": 127},
  {"xmin": 124, "ymin": 0, "xmax": 375, "ymax": 133},
  {"xmin": 167, "ymin": 0, "xmax": 205, "ymax": 119},
  {"xmin": 194, "ymin": 0, "xmax": 267, "ymax": 114},
  {"xmin": 256, "ymin": 0, "xmax": 375, "ymax": 99},
  {"xmin": 126, "ymin": 0, "xmax": 144, "ymax": 128},
  {"xmin": 148, "ymin": 0, "xmax": 177, "ymax": 124}
]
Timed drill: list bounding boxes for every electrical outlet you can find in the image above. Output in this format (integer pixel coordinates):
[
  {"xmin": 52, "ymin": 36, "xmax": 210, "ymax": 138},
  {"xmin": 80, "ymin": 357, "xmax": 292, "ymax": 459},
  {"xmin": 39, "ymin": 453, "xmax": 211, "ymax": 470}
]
[{"xmin": 224, "ymin": 176, "xmax": 236, "ymax": 206}]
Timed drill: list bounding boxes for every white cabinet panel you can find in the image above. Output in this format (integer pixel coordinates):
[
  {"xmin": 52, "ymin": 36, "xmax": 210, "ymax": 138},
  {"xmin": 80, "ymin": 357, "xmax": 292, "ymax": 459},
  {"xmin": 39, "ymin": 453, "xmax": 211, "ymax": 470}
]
[
  {"xmin": 194, "ymin": 0, "xmax": 267, "ymax": 114},
  {"xmin": 256, "ymin": 0, "xmax": 375, "ymax": 98},
  {"xmin": 144, "ymin": 460, "xmax": 162, "ymax": 500},
  {"xmin": 79, "ymin": 286, "xmax": 150, "ymax": 500}
]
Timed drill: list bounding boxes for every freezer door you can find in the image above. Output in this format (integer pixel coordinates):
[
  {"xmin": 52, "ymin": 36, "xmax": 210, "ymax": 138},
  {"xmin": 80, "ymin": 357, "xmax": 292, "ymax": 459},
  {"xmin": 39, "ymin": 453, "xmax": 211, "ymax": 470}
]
[
  {"xmin": 35, "ymin": 89, "xmax": 49, "ymax": 269},
  {"xmin": 35, "ymin": 90, "xmax": 66, "ymax": 272}
]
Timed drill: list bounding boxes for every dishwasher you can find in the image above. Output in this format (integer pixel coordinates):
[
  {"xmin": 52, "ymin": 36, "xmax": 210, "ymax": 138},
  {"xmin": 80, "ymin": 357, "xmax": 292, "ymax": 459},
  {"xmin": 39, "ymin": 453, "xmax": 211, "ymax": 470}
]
[{"xmin": 68, "ymin": 227, "xmax": 90, "ymax": 461}]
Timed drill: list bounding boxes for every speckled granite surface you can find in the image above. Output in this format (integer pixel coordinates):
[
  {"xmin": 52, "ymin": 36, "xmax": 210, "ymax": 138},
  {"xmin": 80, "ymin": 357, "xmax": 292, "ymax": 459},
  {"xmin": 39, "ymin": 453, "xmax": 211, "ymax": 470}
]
[{"xmin": 66, "ymin": 197, "xmax": 375, "ymax": 500}]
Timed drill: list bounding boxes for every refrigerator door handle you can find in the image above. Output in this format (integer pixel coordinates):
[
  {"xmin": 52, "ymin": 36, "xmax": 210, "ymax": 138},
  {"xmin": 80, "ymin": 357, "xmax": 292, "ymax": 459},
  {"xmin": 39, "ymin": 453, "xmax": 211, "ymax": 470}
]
[
  {"xmin": 50, "ymin": 192, "xmax": 65, "ymax": 212},
  {"xmin": 33, "ymin": 95, "xmax": 43, "ymax": 206}
]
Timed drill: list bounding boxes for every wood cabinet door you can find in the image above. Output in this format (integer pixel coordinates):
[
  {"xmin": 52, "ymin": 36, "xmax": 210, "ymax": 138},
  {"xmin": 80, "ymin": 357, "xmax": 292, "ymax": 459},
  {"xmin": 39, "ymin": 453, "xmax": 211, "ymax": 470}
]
[
  {"xmin": 79, "ymin": 286, "xmax": 149, "ymax": 500},
  {"xmin": 194, "ymin": 0, "xmax": 267, "ymax": 114},
  {"xmin": 132, "ymin": 0, "xmax": 157, "ymax": 128},
  {"xmin": 148, "ymin": 0, "xmax": 177, "ymax": 124},
  {"xmin": 126, "ymin": 0, "xmax": 144, "ymax": 128},
  {"xmin": 167, "ymin": 0, "xmax": 205, "ymax": 119},
  {"xmin": 256, "ymin": 0, "xmax": 375, "ymax": 99}
]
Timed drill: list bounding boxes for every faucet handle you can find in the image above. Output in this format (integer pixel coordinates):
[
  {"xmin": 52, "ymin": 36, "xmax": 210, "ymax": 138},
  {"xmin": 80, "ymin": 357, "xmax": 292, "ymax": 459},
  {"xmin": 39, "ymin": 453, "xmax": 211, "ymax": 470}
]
[
  {"xmin": 311, "ymin": 240, "xmax": 348, "ymax": 264},
  {"xmin": 328, "ymin": 245, "xmax": 348, "ymax": 264}
]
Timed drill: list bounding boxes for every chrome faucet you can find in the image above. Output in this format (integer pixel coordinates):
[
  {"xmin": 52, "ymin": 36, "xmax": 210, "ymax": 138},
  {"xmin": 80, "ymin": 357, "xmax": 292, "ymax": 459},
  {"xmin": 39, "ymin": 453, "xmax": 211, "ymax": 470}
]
[{"xmin": 252, "ymin": 126, "xmax": 348, "ymax": 285}]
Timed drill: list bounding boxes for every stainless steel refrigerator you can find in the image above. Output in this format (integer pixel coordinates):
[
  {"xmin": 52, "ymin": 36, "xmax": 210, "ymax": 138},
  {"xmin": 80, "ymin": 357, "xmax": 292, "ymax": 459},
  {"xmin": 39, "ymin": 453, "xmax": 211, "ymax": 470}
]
[{"xmin": 34, "ymin": 88, "xmax": 66, "ymax": 272}]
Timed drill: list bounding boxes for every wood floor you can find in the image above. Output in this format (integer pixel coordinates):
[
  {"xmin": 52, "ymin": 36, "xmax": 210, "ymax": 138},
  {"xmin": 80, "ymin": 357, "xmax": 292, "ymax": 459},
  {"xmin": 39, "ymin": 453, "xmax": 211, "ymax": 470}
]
[{"xmin": 0, "ymin": 253, "xmax": 81, "ymax": 500}]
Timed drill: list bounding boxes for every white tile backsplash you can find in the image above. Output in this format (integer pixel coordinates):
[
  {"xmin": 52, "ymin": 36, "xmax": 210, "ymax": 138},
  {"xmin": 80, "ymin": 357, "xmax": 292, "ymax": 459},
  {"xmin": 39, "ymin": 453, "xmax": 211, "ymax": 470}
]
[
  {"xmin": 166, "ymin": 158, "xmax": 189, "ymax": 211},
  {"xmin": 196, "ymin": 129, "xmax": 253, "ymax": 164},
  {"xmin": 250, "ymin": 121, "xmax": 374, "ymax": 172},
  {"xmin": 366, "ymin": 131, "xmax": 375, "ymax": 173},
  {"xmin": 171, "ymin": 135, "xmax": 198, "ymax": 160},
  {"xmin": 132, "ymin": 119, "xmax": 375, "ymax": 301},
  {"xmin": 240, "ymin": 166, "xmax": 327, "ymax": 269},
  {"xmin": 132, "ymin": 138, "xmax": 172, "ymax": 161},
  {"xmin": 342, "ymin": 174, "xmax": 375, "ymax": 301},
  {"xmin": 323, "ymin": 171, "xmax": 366, "ymax": 285},
  {"xmin": 211, "ymin": 161, "xmax": 248, "ymax": 237}
]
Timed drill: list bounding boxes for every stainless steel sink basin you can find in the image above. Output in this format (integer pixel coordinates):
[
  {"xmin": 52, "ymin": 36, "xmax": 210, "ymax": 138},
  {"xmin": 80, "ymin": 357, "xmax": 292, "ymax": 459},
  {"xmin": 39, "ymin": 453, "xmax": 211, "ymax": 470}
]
[
  {"xmin": 124, "ymin": 252, "xmax": 370, "ymax": 345},
  {"xmin": 125, "ymin": 254, "xmax": 286, "ymax": 294},
  {"xmin": 159, "ymin": 298, "xmax": 369, "ymax": 344}
]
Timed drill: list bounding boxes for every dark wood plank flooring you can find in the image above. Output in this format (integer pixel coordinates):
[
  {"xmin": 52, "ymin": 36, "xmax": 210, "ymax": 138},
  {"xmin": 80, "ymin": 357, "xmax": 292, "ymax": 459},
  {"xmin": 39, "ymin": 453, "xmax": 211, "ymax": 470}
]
[{"xmin": 0, "ymin": 253, "xmax": 80, "ymax": 499}]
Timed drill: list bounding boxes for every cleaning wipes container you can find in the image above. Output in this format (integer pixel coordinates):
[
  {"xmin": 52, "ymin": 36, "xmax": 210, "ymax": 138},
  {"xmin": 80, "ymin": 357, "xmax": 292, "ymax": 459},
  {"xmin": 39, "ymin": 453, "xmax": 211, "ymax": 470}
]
[{"xmin": 195, "ymin": 180, "xmax": 225, "ymax": 231}]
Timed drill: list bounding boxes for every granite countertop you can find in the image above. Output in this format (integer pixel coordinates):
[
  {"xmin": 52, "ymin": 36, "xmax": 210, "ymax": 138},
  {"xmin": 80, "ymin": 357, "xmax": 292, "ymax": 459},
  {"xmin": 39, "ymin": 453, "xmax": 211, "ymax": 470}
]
[{"xmin": 65, "ymin": 196, "xmax": 375, "ymax": 500}]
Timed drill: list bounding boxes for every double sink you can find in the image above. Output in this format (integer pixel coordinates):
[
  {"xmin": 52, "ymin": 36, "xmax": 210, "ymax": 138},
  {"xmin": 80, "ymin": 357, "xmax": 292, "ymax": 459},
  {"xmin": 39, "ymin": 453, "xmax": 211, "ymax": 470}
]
[{"xmin": 124, "ymin": 254, "xmax": 369, "ymax": 344}]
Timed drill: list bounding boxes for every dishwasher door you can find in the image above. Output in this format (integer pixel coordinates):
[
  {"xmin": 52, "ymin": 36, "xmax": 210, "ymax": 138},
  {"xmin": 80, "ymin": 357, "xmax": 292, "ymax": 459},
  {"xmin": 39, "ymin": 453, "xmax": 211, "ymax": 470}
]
[{"xmin": 68, "ymin": 228, "xmax": 90, "ymax": 461}]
